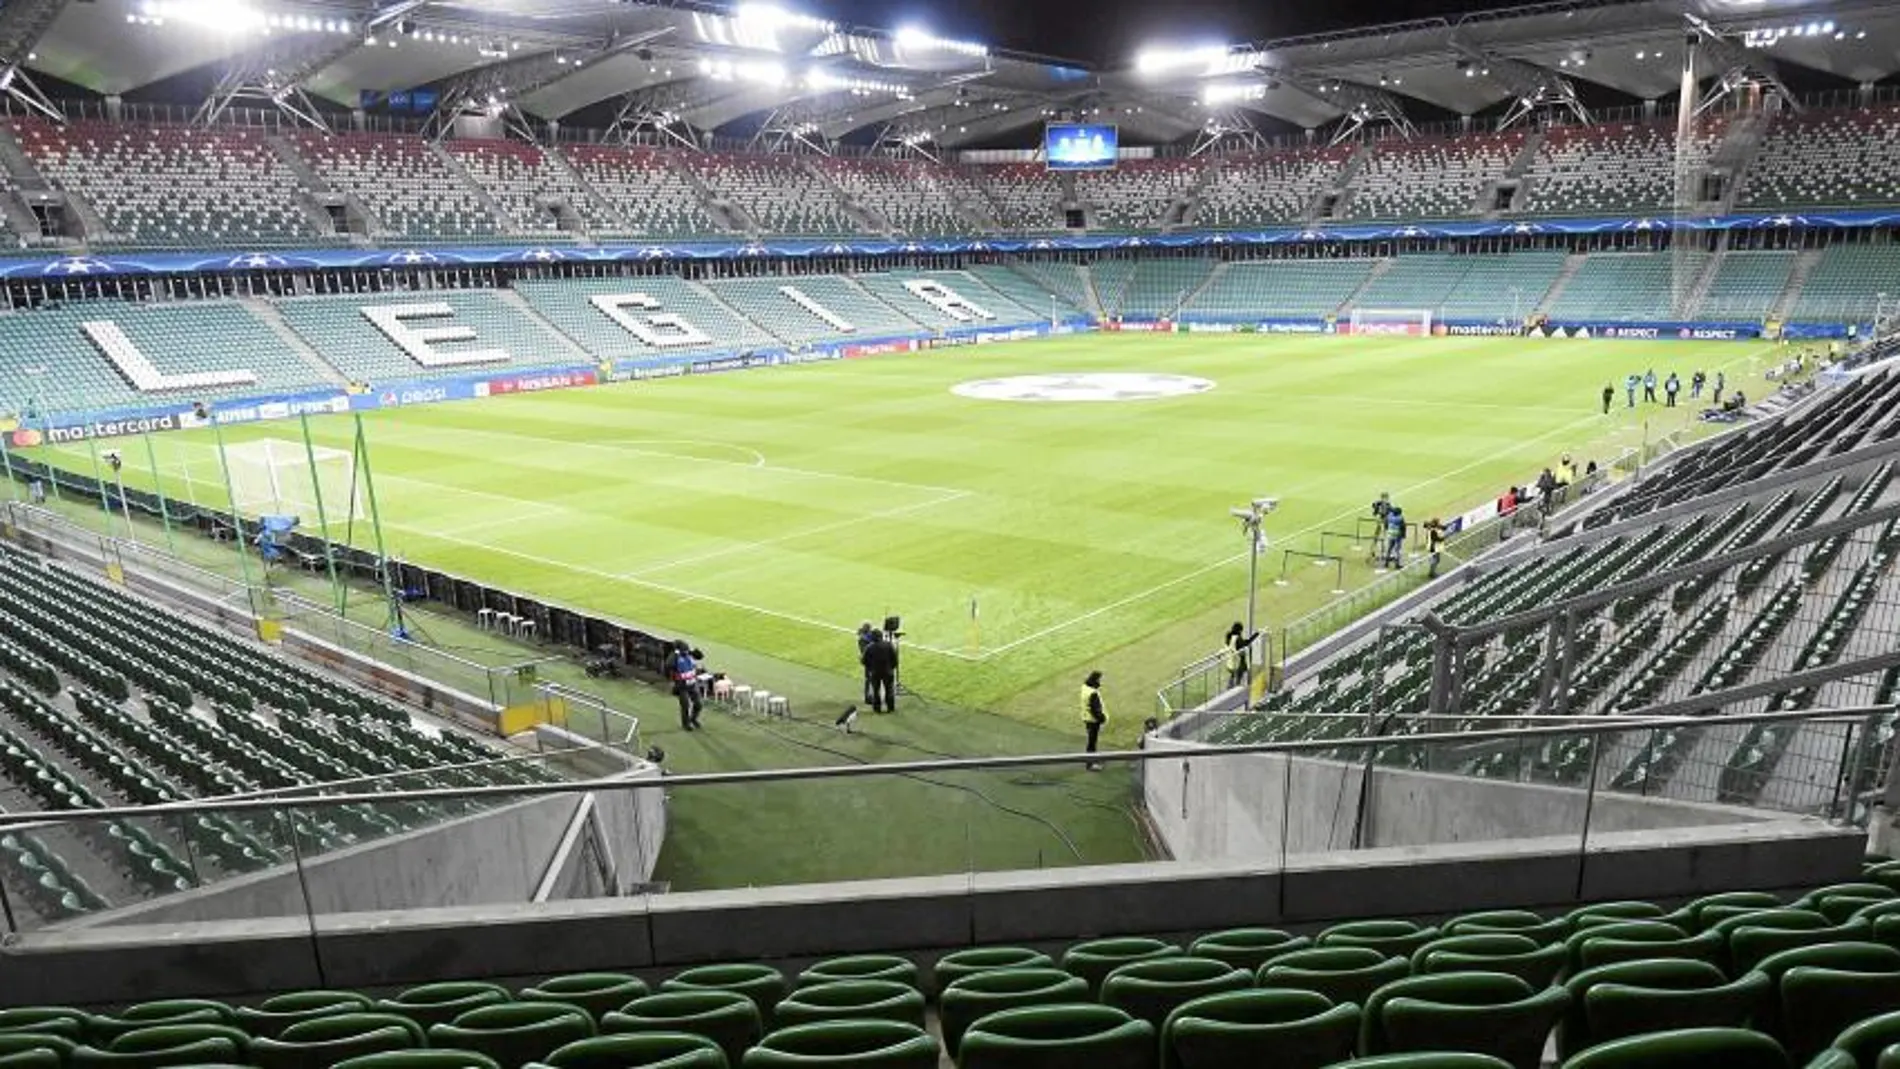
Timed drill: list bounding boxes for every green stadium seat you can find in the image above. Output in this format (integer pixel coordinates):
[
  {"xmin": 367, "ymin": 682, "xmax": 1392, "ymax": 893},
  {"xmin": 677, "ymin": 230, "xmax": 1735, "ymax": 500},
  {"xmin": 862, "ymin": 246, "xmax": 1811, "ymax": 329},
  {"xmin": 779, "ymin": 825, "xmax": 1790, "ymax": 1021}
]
[
  {"xmin": 235, "ymin": 991, "xmax": 374, "ymax": 1039},
  {"xmin": 374, "ymin": 982, "xmax": 510, "ymax": 1030},
  {"xmin": 1732, "ymin": 920, "xmax": 1873, "ymax": 973},
  {"xmin": 519, "ymin": 975, "xmax": 651, "ymax": 1022},
  {"xmin": 958, "ymin": 1004, "xmax": 1154, "ymax": 1069},
  {"xmin": 1412, "ymin": 934, "xmax": 1565, "ymax": 987},
  {"xmin": 0, "ymin": 1034, "xmax": 75, "ymax": 1063},
  {"xmin": 794, "ymin": 956, "xmax": 918, "ymax": 992},
  {"xmin": 1562, "ymin": 920, "xmax": 1692, "ymax": 974},
  {"xmin": 1322, "ymin": 1056, "xmax": 1512, "ymax": 1069},
  {"xmin": 738, "ymin": 1020, "xmax": 936, "ymax": 1069},
  {"xmin": 1557, "ymin": 958, "xmax": 1767, "ymax": 1059},
  {"xmin": 252, "ymin": 1021, "xmax": 417, "ymax": 1069},
  {"xmin": 1099, "ymin": 957, "xmax": 1252, "ymax": 1030},
  {"xmin": 1362, "ymin": 971, "xmax": 1568, "ymax": 1069},
  {"xmin": 0, "ymin": 1009, "xmax": 86, "ymax": 1041},
  {"xmin": 1161, "ymin": 988, "xmax": 1358, "ymax": 1069},
  {"xmin": 1816, "ymin": 1009, "xmax": 1900, "ymax": 1068},
  {"xmin": 938, "ymin": 968, "xmax": 1090, "ymax": 1057},
  {"xmin": 1061, "ymin": 938, "xmax": 1183, "ymax": 997},
  {"xmin": 1258, "ymin": 947, "xmax": 1412, "ymax": 1006},
  {"xmin": 1320, "ymin": 920, "xmax": 1441, "ymax": 958},
  {"xmin": 1187, "ymin": 929, "xmax": 1313, "ymax": 972},
  {"xmin": 272, "ymin": 1013, "xmax": 428, "ymax": 1048},
  {"xmin": 428, "ymin": 1003, "xmax": 595, "ymax": 1067},
  {"xmin": 771, "ymin": 981, "xmax": 925, "ymax": 1030},
  {"xmin": 1556, "ymin": 1027, "xmax": 1793, "ymax": 1069},
  {"xmin": 110, "ymin": 1024, "xmax": 249, "ymax": 1056},
  {"xmin": 603, "ymin": 991, "xmax": 763, "ymax": 1068},
  {"xmin": 1567, "ymin": 902, "xmax": 1669, "ymax": 928},
  {"xmin": 662, "ymin": 965, "xmax": 787, "ymax": 1028},
  {"xmin": 0, "ymin": 1050, "xmax": 60, "ymax": 1069},
  {"xmin": 536, "ymin": 1032, "xmax": 728, "ymax": 1069},
  {"xmin": 1444, "ymin": 911, "xmax": 1569, "ymax": 947},
  {"xmin": 85, "ymin": 1002, "xmax": 233, "ymax": 1044},
  {"xmin": 71, "ymin": 1037, "xmax": 243, "ymax": 1069},
  {"xmin": 932, "ymin": 948, "xmax": 1054, "ymax": 993}
]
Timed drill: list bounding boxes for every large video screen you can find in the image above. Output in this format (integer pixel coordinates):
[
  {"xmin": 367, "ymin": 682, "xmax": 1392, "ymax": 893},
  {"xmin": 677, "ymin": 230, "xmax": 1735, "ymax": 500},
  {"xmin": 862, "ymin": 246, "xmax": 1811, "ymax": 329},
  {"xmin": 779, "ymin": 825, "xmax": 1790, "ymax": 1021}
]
[{"xmin": 1044, "ymin": 123, "xmax": 1119, "ymax": 170}]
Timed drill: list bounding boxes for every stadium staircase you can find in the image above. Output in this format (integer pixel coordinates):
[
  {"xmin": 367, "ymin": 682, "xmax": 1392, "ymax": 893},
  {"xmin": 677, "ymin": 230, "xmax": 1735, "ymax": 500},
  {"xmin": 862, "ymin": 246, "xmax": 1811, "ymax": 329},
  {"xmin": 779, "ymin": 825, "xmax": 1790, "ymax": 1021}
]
[
  {"xmin": 1081, "ymin": 263, "xmax": 1110, "ymax": 320},
  {"xmin": 674, "ymin": 160, "xmax": 749, "ymax": 236},
  {"xmin": 1708, "ymin": 111, "xmax": 1773, "ymax": 214},
  {"xmin": 262, "ymin": 134, "xmax": 356, "ymax": 241},
  {"xmin": 1774, "ymin": 248, "xmax": 1828, "ymax": 325},
  {"xmin": 800, "ymin": 159, "xmax": 883, "ymax": 236},
  {"xmin": 495, "ymin": 288, "xmax": 595, "ymax": 362},
  {"xmin": 238, "ymin": 297, "xmax": 351, "ymax": 387},
  {"xmin": 0, "ymin": 125, "xmax": 59, "ymax": 243},
  {"xmin": 1481, "ymin": 127, "xmax": 1546, "ymax": 220},
  {"xmin": 543, "ymin": 146, "xmax": 623, "ymax": 237},
  {"xmin": 1333, "ymin": 257, "xmax": 1397, "ymax": 316},
  {"xmin": 1325, "ymin": 143, "xmax": 1378, "ymax": 220},
  {"xmin": 1535, "ymin": 252, "xmax": 1592, "ymax": 316},
  {"xmin": 428, "ymin": 143, "xmax": 514, "ymax": 237}
]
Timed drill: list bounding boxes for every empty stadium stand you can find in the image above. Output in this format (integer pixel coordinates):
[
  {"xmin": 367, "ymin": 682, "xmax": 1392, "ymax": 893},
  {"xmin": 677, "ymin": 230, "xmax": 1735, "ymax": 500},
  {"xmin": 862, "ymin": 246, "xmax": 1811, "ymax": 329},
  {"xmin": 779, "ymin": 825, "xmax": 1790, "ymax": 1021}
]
[
  {"xmin": 1740, "ymin": 106, "xmax": 1900, "ymax": 210},
  {"xmin": 1073, "ymin": 159, "xmax": 1200, "ymax": 231},
  {"xmin": 1102, "ymin": 258, "xmax": 1215, "ymax": 319},
  {"xmin": 705, "ymin": 275, "xmax": 925, "ymax": 346},
  {"xmin": 1544, "ymin": 252, "xmax": 1709, "ymax": 322},
  {"xmin": 1345, "ymin": 131, "xmax": 1525, "ymax": 221},
  {"xmin": 0, "ymin": 538, "xmax": 555, "ymax": 927},
  {"xmin": 557, "ymin": 145, "xmax": 724, "ymax": 239},
  {"xmin": 287, "ymin": 132, "xmax": 503, "ymax": 241},
  {"xmin": 1697, "ymin": 251, "xmax": 1797, "ymax": 322},
  {"xmin": 513, "ymin": 276, "xmax": 776, "ymax": 362},
  {"xmin": 1183, "ymin": 259, "xmax": 1379, "ymax": 321},
  {"xmin": 444, "ymin": 140, "xmax": 606, "ymax": 237},
  {"xmin": 817, "ymin": 158, "xmax": 980, "ymax": 236},
  {"xmin": 692, "ymin": 155, "xmax": 854, "ymax": 236},
  {"xmin": 1522, "ymin": 122, "xmax": 1681, "ymax": 217},
  {"xmin": 1436, "ymin": 251, "xmax": 1570, "ymax": 323},
  {"xmin": 273, "ymin": 291, "xmax": 576, "ymax": 385},
  {"xmin": 14, "ymin": 121, "xmax": 316, "ymax": 247},
  {"xmin": 1787, "ymin": 245, "xmax": 1900, "ymax": 325},
  {"xmin": 1193, "ymin": 146, "xmax": 1349, "ymax": 229},
  {"xmin": 978, "ymin": 164, "xmax": 1062, "ymax": 232}
]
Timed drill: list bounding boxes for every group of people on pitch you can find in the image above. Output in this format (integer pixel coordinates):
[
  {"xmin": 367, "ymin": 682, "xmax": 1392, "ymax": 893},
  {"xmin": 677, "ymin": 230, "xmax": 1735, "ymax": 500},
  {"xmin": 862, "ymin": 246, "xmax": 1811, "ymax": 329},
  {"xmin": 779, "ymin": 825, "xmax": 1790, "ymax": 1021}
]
[{"xmin": 1603, "ymin": 368, "xmax": 1725, "ymax": 414}]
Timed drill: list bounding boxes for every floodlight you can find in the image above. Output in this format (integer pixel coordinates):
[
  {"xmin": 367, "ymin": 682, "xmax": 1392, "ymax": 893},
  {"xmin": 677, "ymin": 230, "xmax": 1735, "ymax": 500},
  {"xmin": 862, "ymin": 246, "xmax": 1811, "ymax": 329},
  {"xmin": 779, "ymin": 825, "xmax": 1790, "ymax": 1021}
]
[{"xmin": 1135, "ymin": 44, "xmax": 1226, "ymax": 75}]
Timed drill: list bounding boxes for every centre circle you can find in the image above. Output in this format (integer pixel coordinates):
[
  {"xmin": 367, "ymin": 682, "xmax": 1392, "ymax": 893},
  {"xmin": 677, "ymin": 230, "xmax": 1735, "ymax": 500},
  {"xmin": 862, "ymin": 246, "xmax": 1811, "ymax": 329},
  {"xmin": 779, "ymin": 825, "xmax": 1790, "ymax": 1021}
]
[{"xmin": 951, "ymin": 372, "xmax": 1216, "ymax": 403}]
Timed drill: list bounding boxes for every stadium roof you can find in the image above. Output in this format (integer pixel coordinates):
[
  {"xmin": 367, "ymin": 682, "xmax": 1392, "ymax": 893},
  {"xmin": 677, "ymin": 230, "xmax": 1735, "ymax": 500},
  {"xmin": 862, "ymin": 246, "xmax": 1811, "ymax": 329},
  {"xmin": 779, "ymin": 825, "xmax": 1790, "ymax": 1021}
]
[{"xmin": 8, "ymin": 0, "xmax": 1900, "ymax": 148}]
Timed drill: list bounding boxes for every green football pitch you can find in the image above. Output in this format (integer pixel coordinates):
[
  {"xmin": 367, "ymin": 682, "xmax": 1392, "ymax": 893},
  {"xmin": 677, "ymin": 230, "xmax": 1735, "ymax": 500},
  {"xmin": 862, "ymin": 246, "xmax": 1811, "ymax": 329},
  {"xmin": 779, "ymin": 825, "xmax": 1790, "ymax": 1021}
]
[{"xmin": 26, "ymin": 332, "xmax": 1777, "ymax": 888}]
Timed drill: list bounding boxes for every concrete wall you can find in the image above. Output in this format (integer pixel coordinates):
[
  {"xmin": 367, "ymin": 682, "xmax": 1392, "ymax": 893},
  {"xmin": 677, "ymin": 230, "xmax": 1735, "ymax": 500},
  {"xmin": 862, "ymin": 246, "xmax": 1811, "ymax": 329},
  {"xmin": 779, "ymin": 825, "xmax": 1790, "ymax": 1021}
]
[
  {"xmin": 2, "ymin": 817, "xmax": 1861, "ymax": 1007},
  {"xmin": 1142, "ymin": 737, "xmax": 1774, "ymax": 865}
]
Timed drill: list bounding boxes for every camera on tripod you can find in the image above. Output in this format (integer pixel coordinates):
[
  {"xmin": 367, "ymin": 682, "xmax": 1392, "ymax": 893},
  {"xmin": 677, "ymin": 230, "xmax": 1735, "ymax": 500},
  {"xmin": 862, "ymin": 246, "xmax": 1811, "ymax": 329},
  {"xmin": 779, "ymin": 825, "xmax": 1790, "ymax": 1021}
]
[{"xmin": 882, "ymin": 615, "xmax": 903, "ymax": 641}]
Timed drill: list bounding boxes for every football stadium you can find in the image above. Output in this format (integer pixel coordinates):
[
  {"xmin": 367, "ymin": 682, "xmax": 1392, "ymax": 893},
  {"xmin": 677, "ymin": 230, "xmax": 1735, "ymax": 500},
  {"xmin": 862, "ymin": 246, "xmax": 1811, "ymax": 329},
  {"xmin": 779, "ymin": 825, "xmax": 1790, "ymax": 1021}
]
[{"xmin": 4, "ymin": 0, "xmax": 1900, "ymax": 1064}]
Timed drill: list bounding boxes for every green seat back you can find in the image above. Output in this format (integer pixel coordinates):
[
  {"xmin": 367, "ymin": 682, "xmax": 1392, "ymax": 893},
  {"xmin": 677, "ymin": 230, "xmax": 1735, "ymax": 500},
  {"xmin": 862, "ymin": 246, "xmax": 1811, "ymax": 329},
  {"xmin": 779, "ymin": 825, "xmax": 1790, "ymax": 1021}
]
[
  {"xmin": 1732, "ymin": 920, "xmax": 1872, "ymax": 973},
  {"xmin": 1819, "ymin": 1008, "xmax": 1900, "ymax": 1069},
  {"xmin": 252, "ymin": 1025, "xmax": 415, "ymax": 1069},
  {"xmin": 1580, "ymin": 970, "xmax": 1768, "ymax": 1058},
  {"xmin": 932, "ymin": 948, "xmax": 1053, "ymax": 994},
  {"xmin": 1163, "ymin": 988, "xmax": 1357, "ymax": 1069},
  {"xmin": 0, "ymin": 1009, "xmax": 86, "ymax": 1042},
  {"xmin": 373, "ymin": 982, "xmax": 510, "ymax": 1030},
  {"xmin": 958, "ymin": 1004, "xmax": 1154, "ymax": 1069},
  {"xmin": 1562, "ymin": 920, "xmax": 1692, "ymax": 975},
  {"xmin": 428, "ymin": 1003, "xmax": 595, "ymax": 1068},
  {"xmin": 539, "ymin": 1032, "xmax": 727, "ymax": 1069},
  {"xmin": 1575, "ymin": 930, "xmax": 1725, "ymax": 974},
  {"xmin": 739, "ymin": 1020, "xmax": 937, "ymax": 1069},
  {"xmin": 772, "ymin": 981, "xmax": 924, "ymax": 1030},
  {"xmin": 1259, "ymin": 947, "xmax": 1411, "ymax": 1007},
  {"xmin": 1371, "ymin": 971, "xmax": 1567, "ymax": 1069},
  {"xmin": 1444, "ymin": 911, "xmax": 1569, "ymax": 948},
  {"xmin": 282, "ymin": 1012, "xmax": 428, "ymax": 1047},
  {"xmin": 1318, "ymin": 1054, "xmax": 1511, "ymax": 1068},
  {"xmin": 0, "ymin": 1050, "xmax": 59, "ymax": 1069},
  {"xmin": 1556, "ymin": 1026, "xmax": 1792, "ymax": 1069},
  {"xmin": 0, "ymin": 1035, "xmax": 75, "ymax": 1063},
  {"xmin": 1681, "ymin": 892, "xmax": 1786, "ymax": 931},
  {"xmin": 662, "ymin": 965, "xmax": 787, "ymax": 1028},
  {"xmin": 794, "ymin": 956, "xmax": 917, "ymax": 992},
  {"xmin": 603, "ymin": 990, "xmax": 763, "ymax": 1068},
  {"xmin": 1780, "ymin": 965, "xmax": 1900, "ymax": 1063},
  {"xmin": 1099, "ymin": 957, "xmax": 1252, "ymax": 1029},
  {"xmin": 109, "ymin": 1024, "xmax": 249, "ymax": 1055},
  {"xmin": 1186, "ymin": 929, "xmax": 1312, "ymax": 972},
  {"xmin": 520, "ymin": 975, "xmax": 650, "ymax": 1023},
  {"xmin": 1413, "ymin": 934, "xmax": 1565, "ymax": 987},
  {"xmin": 1567, "ymin": 902, "xmax": 1667, "ymax": 929},
  {"xmin": 71, "ymin": 1037, "xmax": 241, "ymax": 1069},
  {"xmin": 1061, "ymin": 938, "xmax": 1182, "ymax": 998},
  {"xmin": 332, "ymin": 1051, "xmax": 504, "ymax": 1069},
  {"xmin": 86, "ymin": 1002, "xmax": 231, "ymax": 1044},
  {"xmin": 236, "ymin": 991, "xmax": 373, "ymax": 1039},
  {"xmin": 1318, "ymin": 920, "xmax": 1441, "ymax": 958},
  {"xmin": 939, "ymin": 968, "xmax": 1088, "ymax": 1057},
  {"xmin": 1706, "ymin": 909, "xmax": 1830, "ymax": 942}
]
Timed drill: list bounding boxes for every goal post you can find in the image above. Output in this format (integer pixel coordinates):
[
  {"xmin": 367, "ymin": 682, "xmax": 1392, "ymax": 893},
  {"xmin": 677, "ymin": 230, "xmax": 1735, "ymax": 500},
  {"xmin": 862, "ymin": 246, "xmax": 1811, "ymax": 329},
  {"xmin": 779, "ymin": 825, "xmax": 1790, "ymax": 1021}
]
[
  {"xmin": 221, "ymin": 437, "xmax": 364, "ymax": 532},
  {"xmin": 1347, "ymin": 308, "xmax": 1434, "ymax": 337}
]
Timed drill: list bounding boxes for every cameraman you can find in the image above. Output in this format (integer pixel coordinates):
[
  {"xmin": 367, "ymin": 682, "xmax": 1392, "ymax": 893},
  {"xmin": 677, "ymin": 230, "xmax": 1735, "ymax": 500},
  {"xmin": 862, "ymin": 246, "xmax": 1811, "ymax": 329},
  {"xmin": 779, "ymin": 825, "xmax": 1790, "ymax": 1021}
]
[
  {"xmin": 862, "ymin": 629, "xmax": 898, "ymax": 713},
  {"xmin": 670, "ymin": 640, "xmax": 703, "ymax": 731}
]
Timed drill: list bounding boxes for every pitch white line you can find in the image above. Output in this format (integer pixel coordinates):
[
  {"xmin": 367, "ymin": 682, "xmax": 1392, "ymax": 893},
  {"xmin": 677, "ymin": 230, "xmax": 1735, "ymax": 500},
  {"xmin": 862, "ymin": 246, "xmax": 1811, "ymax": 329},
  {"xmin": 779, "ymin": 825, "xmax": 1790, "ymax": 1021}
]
[
  {"xmin": 972, "ymin": 411, "xmax": 1611, "ymax": 659},
  {"xmin": 366, "ymin": 421, "xmax": 968, "ymax": 497},
  {"xmin": 596, "ymin": 437, "xmax": 768, "ymax": 467},
  {"xmin": 619, "ymin": 489, "xmax": 973, "ymax": 578},
  {"xmin": 376, "ymin": 518, "xmax": 983, "ymax": 661}
]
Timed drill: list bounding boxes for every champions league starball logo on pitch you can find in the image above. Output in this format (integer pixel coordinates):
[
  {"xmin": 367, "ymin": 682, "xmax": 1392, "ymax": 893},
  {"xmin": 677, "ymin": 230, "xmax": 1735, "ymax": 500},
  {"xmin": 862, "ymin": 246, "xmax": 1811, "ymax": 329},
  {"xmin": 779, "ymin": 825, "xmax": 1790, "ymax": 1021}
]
[{"xmin": 951, "ymin": 373, "xmax": 1216, "ymax": 403}]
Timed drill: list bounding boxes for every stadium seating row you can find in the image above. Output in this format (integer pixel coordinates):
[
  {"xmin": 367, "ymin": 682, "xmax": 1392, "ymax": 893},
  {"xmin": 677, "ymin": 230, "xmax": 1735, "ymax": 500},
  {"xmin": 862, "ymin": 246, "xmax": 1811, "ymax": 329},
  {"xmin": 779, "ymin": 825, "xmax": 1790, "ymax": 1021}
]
[
  {"xmin": 8, "ymin": 880, "xmax": 1900, "ymax": 1066},
  {"xmin": 0, "ymin": 539, "xmax": 557, "ymax": 925},
  {"xmin": 2, "ymin": 247, "xmax": 1892, "ymax": 414},
  {"xmin": 5, "ymin": 105, "xmax": 1900, "ymax": 245}
]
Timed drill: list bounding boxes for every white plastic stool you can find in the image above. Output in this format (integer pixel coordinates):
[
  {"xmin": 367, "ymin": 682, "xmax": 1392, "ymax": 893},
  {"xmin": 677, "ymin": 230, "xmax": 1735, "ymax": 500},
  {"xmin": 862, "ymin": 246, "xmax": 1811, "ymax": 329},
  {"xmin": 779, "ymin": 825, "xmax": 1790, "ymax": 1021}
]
[
  {"xmin": 497, "ymin": 613, "xmax": 519, "ymax": 636},
  {"xmin": 767, "ymin": 695, "xmax": 788, "ymax": 718},
  {"xmin": 712, "ymin": 678, "xmax": 734, "ymax": 702},
  {"xmin": 732, "ymin": 684, "xmax": 754, "ymax": 708},
  {"xmin": 477, "ymin": 608, "xmax": 496, "ymax": 630},
  {"xmin": 752, "ymin": 690, "xmax": 773, "ymax": 714},
  {"xmin": 517, "ymin": 618, "xmax": 537, "ymax": 640}
]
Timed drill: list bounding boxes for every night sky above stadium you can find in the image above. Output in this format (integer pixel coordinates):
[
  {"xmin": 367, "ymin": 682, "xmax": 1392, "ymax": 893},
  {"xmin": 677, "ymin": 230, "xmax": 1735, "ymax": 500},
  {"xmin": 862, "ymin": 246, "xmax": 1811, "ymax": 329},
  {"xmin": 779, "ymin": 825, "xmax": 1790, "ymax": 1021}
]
[{"xmin": 820, "ymin": 0, "xmax": 1513, "ymax": 64}]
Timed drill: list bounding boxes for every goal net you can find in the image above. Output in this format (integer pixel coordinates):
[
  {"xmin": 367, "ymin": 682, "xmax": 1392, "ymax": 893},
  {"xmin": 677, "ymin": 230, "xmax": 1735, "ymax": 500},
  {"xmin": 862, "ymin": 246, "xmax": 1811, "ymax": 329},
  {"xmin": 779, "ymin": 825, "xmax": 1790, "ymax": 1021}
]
[
  {"xmin": 221, "ymin": 438, "xmax": 364, "ymax": 530},
  {"xmin": 1348, "ymin": 308, "xmax": 1434, "ymax": 337}
]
